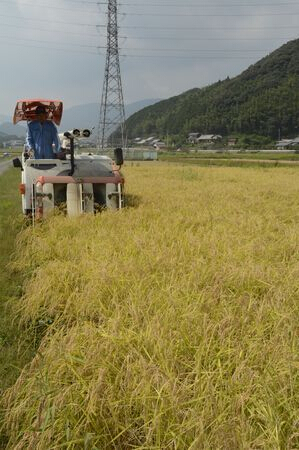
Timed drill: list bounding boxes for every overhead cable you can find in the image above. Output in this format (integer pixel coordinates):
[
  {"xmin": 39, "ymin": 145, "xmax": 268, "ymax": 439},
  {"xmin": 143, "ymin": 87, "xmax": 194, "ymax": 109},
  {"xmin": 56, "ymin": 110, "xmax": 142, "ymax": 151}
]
[
  {"xmin": 0, "ymin": 12, "xmax": 103, "ymax": 27},
  {"xmin": 0, "ymin": 40, "xmax": 265, "ymax": 59},
  {"xmin": 121, "ymin": 12, "xmax": 299, "ymax": 17}
]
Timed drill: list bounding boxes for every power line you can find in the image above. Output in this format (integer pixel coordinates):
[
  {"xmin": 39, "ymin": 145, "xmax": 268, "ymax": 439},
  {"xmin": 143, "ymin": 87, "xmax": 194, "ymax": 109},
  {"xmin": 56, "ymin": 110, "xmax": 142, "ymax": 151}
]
[
  {"xmin": 122, "ymin": 47, "xmax": 271, "ymax": 53},
  {"xmin": 0, "ymin": 29, "xmax": 279, "ymax": 53},
  {"xmin": 0, "ymin": 19, "xmax": 296, "ymax": 42},
  {"xmin": 3, "ymin": 0, "xmax": 299, "ymax": 7},
  {"xmin": 124, "ymin": 35, "xmax": 298, "ymax": 41},
  {"xmin": 10, "ymin": 0, "xmax": 298, "ymax": 5},
  {"xmin": 118, "ymin": 1, "xmax": 299, "ymax": 6},
  {"xmin": 1, "ymin": 1, "xmax": 297, "ymax": 60},
  {"xmin": 121, "ymin": 12, "xmax": 299, "ymax": 17},
  {"xmin": 0, "ymin": 40, "xmax": 102, "ymax": 55},
  {"xmin": 55, "ymin": 0, "xmax": 102, "ymax": 3},
  {"xmin": 121, "ymin": 1, "xmax": 299, "ymax": 4},
  {"xmin": 0, "ymin": 21, "xmax": 295, "ymax": 47},
  {"xmin": 0, "ymin": 37, "xmax": 276, "ymax": 59},
  {"xmin": 120, "ymin": 24, "xmax": 299, "ymax": 30},
  {"xmin": 17, "ymin": 0, "xmax": 103, "ymax": 4},
  {"xmin": 120, "ymin": 54, "xmax": 262, "ymax": 59},
  {"xmin": 0, "ymin": 14, "xmax": 297, "ymax": 32},
  {"xmin": 0, "ymin": 21, "xmax": 294, "ymax": 41},
  {"xmin": 0, "ymin": 34, "xmax": 105, "ymax": 49},
  {"xmin": 0, "ymin": 0, "xmax": 100, "ymax": 13},
  {"xmin": 0, "ymin": 13, "xmax": 103, "ymax": 27},
  {"xmin": 8, "ymin": 1, "xmax": 299, "ymax": 16},
  {"xmin": 0, "ymin": 15, "xmax": 298, "ymax": 32},
  {"xmin": 0, "ymin": 21, "xmax": 104, "ymax": 37}
]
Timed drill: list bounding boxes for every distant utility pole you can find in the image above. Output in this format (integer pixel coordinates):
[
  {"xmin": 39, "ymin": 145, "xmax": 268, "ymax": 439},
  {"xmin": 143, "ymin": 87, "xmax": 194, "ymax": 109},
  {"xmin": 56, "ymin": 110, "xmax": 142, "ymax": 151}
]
[{"xmin": 97, "ymin": 0, "xmax": 126, "ymax": 150}]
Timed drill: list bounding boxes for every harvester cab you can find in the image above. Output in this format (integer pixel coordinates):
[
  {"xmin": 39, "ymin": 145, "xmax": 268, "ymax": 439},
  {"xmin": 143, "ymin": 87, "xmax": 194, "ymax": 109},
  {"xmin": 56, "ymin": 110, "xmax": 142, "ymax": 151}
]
[{"xmin": 13, "ymin": 99, "xmax": 124, "ymax": 220}]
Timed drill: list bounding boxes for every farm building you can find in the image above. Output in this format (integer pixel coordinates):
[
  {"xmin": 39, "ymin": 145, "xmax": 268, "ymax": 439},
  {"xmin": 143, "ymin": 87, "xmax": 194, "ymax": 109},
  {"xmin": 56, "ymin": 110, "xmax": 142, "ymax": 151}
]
[
  {"xmin": 188, "ymin": 133, "xmax": 200, "ymax": 143},
  {"xmin": 187, "ymin": 133, "xmax": 222, "ymax": 144},
  {"xmin": 197, "ymin": 134, "xmax": 222, "ymax": 143},
  {"xmin": 276, "ymin": 137, "xmax": 299, "ymax": 148}
]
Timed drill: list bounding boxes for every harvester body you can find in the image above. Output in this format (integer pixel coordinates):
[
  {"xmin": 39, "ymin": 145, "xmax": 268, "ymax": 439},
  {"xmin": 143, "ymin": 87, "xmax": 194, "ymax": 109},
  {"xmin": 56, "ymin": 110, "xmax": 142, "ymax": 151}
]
[{"xmin": 19, "ymin": 154, "xmax": 123, "ymax": 220}]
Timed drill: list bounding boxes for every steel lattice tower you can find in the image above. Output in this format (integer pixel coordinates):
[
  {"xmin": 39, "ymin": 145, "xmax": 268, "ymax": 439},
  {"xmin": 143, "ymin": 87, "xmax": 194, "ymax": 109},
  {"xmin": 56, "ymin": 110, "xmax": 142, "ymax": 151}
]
[{"xmin": 97, "ymin": 0, "xmax": 126, "ymax": 150}]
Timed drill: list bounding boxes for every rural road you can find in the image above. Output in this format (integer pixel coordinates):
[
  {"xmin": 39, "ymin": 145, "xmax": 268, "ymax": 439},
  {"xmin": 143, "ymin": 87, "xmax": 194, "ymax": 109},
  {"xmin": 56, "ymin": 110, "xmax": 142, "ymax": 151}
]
[{"xmin": 0, "ymin": 159, "xmax": 13, "ymax": 175}]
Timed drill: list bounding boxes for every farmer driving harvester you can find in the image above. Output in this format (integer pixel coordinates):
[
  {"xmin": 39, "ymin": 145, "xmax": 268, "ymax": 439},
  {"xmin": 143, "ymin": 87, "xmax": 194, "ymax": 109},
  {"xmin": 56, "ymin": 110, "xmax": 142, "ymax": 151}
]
[
  {"xmin": 13, "ymin": 99, "xmax": 64, "ymax": 159},
  {"xmin": 25, "ymin": 104, "xmax": 61, "ymax": 159}
]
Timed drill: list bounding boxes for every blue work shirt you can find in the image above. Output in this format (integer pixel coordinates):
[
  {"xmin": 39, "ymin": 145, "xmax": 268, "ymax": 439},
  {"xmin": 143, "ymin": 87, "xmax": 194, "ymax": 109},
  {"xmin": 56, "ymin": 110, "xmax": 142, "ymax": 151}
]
[{"xmin": 25, "ymin": 120, "xmax": 60, "ymax": 159}]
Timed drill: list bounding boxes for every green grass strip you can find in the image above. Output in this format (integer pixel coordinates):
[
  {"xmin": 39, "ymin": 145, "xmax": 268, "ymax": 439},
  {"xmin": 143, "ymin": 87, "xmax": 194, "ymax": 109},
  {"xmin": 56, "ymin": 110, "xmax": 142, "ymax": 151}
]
[{"xmin": 0, "ymin": 167, "xmax": 34, "ymax": 447}]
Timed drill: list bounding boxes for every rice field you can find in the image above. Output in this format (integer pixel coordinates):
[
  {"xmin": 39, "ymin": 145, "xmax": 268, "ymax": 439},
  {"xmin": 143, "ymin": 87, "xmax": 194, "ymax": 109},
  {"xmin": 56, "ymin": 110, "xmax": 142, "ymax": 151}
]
[{"xmin": 2, "ymin": 161, "xmax": 299, "ymax": 449}]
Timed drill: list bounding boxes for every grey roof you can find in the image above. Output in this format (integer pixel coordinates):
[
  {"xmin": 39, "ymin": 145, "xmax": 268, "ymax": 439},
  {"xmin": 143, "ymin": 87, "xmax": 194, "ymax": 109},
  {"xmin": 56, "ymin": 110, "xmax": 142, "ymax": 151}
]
[
  {"xmin": 197, "ymin": 134, "xmax": 217, "ymax": 140},
  {"xmin": 276, "ymin": 139, "xmax": 293, "ymax": 147}
]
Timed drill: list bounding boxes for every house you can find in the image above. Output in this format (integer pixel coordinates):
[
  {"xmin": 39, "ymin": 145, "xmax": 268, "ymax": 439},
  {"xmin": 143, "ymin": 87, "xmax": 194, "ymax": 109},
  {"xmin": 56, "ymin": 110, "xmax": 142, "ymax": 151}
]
[
  {"xmin": 276, "ymin": 139, "xmax": 294, "ymax": 149},
  {"xmin": 153, "ymin": 140, "xmax": 166, "ymax": 149},
  {"xmin": 188, "ymin": 132, "xmax": 200, "ymax": 143},
  {"xmin": 197, "ymin": 134, "xmax": 222, "ymax": 143},
  {"xmin": 136, "ymin": 139, "xmax": 147, "ymax": 145},
  {"xmin": 133, "ymin": 136, "xmax": 166, "ymax": 148},
  {"xmin": 188, "ymin": 133, "xmax": 222, "ymax": 144},
  {"xmin": 145, "ymin": 136, "xmax": 155, "ymax": 143}
]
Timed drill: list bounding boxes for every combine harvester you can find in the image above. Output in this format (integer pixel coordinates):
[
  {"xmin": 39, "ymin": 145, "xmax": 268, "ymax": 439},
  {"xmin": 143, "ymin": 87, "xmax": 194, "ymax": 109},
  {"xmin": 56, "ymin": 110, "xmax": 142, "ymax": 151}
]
[{"xmin": 12, "ymin": 99, "xmax": 124, "ymax": 221}]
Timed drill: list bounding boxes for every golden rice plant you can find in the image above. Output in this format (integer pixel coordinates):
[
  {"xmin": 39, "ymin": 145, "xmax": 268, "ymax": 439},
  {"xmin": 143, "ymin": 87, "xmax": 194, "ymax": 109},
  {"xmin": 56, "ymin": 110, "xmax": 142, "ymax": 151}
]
[{"xmin": 2, "ymin": 162, "xmax": 299, "ymax": 449}]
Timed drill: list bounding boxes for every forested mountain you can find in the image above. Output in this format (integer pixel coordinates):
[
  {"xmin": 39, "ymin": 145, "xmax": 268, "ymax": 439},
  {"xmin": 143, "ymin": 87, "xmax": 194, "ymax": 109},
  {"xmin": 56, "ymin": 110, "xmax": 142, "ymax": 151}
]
[{"xmin": 125, "ymin": 39, "xmax": 299, "ymax": 140}]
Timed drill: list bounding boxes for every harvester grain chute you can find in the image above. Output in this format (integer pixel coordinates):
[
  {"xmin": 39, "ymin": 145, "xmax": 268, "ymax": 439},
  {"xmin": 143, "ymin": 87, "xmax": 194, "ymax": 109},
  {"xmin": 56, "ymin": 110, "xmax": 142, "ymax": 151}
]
[{"xmin": 12, "ymin": 99, "xmax": 124, "ymax": 220}]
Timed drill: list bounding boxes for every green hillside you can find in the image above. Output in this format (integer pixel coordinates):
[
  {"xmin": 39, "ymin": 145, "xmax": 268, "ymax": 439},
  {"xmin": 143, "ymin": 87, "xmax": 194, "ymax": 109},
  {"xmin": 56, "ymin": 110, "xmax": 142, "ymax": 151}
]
[{"xmin": 125, "ymin": 39, "xmax": 299, "ymax": 141}]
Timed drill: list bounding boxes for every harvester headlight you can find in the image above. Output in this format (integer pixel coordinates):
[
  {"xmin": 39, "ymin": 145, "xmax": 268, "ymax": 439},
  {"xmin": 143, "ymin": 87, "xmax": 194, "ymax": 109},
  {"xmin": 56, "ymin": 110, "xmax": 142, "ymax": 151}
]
[
  {"xmin": 61, "ymin": 129, "xmax": 92, "ymax": 139},
  {"xmin": 81, "ymin": 129, "xmax": 91, "ymax": 138},
  {"xmin": 71, "ymin": 129, "xmax": 81, "ymax": 137}
]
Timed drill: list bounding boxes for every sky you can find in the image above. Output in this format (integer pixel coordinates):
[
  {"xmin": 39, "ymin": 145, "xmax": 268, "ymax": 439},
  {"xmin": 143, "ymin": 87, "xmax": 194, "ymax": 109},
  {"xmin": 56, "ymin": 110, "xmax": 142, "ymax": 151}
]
[{"xmin": 0, "ymin": 0, "xmax": 299, "ymax": 118}]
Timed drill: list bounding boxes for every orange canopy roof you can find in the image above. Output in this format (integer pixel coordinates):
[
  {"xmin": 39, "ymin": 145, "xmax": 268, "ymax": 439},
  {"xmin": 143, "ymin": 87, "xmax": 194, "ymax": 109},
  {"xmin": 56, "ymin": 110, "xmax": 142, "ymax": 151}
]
[{"xmin": 13, "ymin": 99, "xmax": 63, "ymax": 125}]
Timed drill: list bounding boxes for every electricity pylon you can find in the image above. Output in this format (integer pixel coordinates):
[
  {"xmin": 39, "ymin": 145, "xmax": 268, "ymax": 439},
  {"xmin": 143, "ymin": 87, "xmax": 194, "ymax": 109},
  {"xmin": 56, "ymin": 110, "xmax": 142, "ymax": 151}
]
[{"xmin": 97, "ymin": 0, "xmax": 126, "ymax": 150}]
